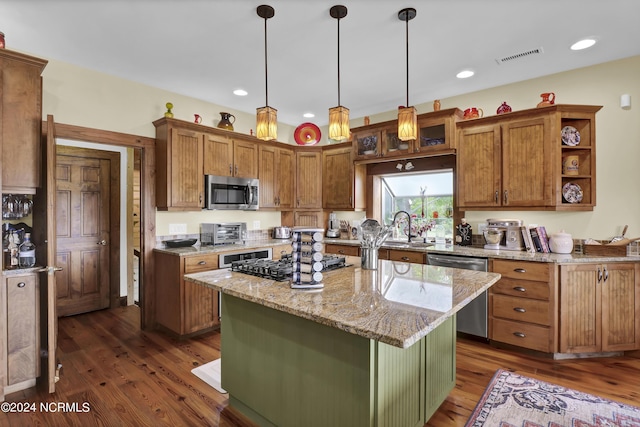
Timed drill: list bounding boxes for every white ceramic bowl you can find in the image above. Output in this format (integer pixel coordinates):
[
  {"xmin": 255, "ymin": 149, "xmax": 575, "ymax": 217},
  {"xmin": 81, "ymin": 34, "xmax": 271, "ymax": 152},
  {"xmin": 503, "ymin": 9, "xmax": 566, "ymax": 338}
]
[{"xmin": 483, "ymin": 228, "xmax": 504, "ymax": 245}]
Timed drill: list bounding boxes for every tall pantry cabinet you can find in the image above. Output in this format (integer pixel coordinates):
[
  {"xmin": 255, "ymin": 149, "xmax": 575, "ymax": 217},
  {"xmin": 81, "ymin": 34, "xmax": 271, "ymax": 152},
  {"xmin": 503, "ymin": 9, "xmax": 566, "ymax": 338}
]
[{"xmin": 0, "ymin": 49, "xmax": 48, "ymax": 401}]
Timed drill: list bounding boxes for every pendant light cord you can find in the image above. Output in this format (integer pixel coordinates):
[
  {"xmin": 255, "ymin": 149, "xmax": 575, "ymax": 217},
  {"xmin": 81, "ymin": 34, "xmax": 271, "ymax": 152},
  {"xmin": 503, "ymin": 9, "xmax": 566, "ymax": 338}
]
[
  {"xmin": 405, "ymin": 13, "xmax": 409, "ymax": 108},
  {"xmin": 264, "ymin": 16, "xmax": 269, "ymax": 107},
  {"xmin": 337, "ymin": 16, "xmax": 341, "ymax": 106}
]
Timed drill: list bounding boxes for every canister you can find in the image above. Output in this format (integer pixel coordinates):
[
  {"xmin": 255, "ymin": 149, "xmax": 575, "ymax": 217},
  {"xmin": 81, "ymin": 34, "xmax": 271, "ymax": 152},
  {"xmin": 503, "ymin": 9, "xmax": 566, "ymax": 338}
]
[{"xmin": 562, "ymin": 155, "xmax": 579, "ymax": 175}]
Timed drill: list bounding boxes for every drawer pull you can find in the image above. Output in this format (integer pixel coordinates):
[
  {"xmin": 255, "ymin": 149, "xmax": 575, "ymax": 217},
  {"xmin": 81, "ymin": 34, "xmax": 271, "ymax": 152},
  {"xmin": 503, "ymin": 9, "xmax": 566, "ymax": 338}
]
[
  {"xmin": 401, "ymin": 257, "xmax": 410, "ymax": 261},
  {"xmin": 513, "ymin": 332, "xmax": 526, "ymax": 338},
  {"xmin": 338, "ymin": 250, "xmax": 345, "ymax": 254},
  {"xmin": 513, "ymin": 307, "xmax": 526, "ymax": 313},
  {"xmin": 513, "ymin": 286, "xmax": 526, "ymax": 292},
  {"xmin": 198, "ymin": 261, "xmax": 207, "ymax": 265},
  {"xmin": 17, "ymin": 282, "xmax": 26, "ymax": 288},
  {"xmin": 514, "ymin": 268, "xmax": 526, "ymax": 273}
]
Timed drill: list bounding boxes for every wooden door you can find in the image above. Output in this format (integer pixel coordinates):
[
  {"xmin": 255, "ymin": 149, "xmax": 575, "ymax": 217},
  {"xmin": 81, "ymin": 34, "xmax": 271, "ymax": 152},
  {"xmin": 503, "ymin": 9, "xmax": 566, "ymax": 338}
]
[
  {"xmin": 559, "ymin": 264, "xmax": 600, "ymax": 353},
  {"xmin": 322, "ymin": 147, "xmax": 353, "ymax": 209},
  {"xmin": 32, "ymin": 115, "xmax": 59, "ymax": 394},
  {"xmin": 203, "ymin": 133, "xmax": 232, "ymax": 177},
  {"xmin": 55, "ymin": 147, "xmax": 113, "ymax": 316},
  {"xmin": 277, "ymin": 148, "xmax": 295, "ymax": 209},
  {"xmin": 501, "ymin": 117, "xmax": 551, "ymax": 207},
  {"xmin": 457, "ymin": 125, "xmax": 501, "ymax": 207},
  {"xmin": 295, "ymin": 150, "xmax": 322, "ymax": 209},
  {"xmin": 601, "ymin": 263, "xmax": 639, "ymax": 351},
  {"xmin": 233, "ymin": 139, "xmax": 258, "ymax": 178}
]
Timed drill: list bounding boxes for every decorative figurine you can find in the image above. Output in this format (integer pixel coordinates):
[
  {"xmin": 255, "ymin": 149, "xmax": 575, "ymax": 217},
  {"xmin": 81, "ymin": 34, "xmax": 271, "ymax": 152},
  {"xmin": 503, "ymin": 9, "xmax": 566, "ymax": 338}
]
[
  {"xmin": 164, "ymin": 102, "xmax": 174, "ymax": 118},
  {"xmin": 433, "ymin": 99, "xmax": 441, "ymax": 111},
  {"xmin": 496, "ymin": 101, "xmax": 512, "ymax": 114},
  {"xmin": 456, "ymin": 218, "xmax": 472, "ymax": 246}
]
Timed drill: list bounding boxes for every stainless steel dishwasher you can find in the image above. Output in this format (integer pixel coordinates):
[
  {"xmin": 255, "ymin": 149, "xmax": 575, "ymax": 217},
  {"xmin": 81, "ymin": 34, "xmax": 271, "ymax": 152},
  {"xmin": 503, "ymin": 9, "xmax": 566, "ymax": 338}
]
[{"xmin": 426, "ymin": 253, "xmax": 488, "ymax": 338}]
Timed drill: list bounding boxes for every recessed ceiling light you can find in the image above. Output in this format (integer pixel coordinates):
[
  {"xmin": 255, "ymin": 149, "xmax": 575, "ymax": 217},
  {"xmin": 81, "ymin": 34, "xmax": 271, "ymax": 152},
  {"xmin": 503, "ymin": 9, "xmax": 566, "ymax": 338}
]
[
  {"xmin": 233, "ymin": 89, "xmax": 248, "ymax": 96},
  {"xmin": 303, "ymin": 112, "xmax": 315, "ymax": 118},
  {"xmin": 570, "ymin": 38, "xmax": 596, "ymax": 51},
  {"xmin": 456, "ymin": 70, "xmax": 474, "ymax": 79}
]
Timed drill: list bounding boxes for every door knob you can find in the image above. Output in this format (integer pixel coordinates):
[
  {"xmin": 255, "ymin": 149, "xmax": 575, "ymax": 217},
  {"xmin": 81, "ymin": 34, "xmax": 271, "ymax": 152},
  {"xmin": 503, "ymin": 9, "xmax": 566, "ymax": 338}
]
[{"xmin": 97, "ymin": 240, "xmax": 107, "ymax": 246}]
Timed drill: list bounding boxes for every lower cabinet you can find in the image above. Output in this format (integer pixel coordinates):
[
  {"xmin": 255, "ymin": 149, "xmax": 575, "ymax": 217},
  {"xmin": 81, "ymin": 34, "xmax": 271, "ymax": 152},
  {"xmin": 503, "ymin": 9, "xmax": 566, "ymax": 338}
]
[
  {"xmin": 1, "ymin": 273, "xmax": 39, "ymax": 399},
  {"xmin": 559, "ymin": 263, "xmax": 640, "ymax": 353},
  {"xmin": 154, "ymin": 251, "xmax": 220, "ymax": 337},
  {"xmin": 489, "ymin": 259, "xmax": 557, "ymax": 353}
]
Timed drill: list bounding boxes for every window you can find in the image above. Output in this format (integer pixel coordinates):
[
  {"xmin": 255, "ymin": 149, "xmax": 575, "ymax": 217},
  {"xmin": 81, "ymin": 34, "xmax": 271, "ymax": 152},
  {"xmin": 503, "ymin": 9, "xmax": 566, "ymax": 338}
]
[{"xmin": 381, "ymin": 170, "xmax": 454, "ymax": 242}]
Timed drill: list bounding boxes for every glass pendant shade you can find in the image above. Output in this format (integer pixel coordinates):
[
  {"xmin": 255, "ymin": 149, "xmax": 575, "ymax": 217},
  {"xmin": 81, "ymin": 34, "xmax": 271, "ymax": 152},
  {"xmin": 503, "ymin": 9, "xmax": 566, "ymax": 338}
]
[
  {"xmin": 397, "ymin": 106, "xmax": 417, "ymax": 141},
  {"xmin": 256, "ymin": 106, "xmax": 278, "ymax": 141},
  {"xmin": 328, "ymin": 105, "xmax": 350, "ymax": 141}
]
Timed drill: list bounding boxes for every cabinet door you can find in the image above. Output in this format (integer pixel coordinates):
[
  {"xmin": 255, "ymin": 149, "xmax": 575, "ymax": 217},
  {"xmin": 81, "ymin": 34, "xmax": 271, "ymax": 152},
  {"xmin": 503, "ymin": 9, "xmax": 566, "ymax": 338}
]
[
  {"xmin": 601, "ymin": 263, "xmax": 639, "ymax": 351},
  {"xmin": 183, "ymin": 281, "xmax": 219, "ymax": 335},
  {"xmin": 5, "ymin": 275, "xmax": 39, "ymax": 386},
  {"xmin": 277, "ymin": 148, "xmax": 295, "ymax": 209},
  {"xmin": 457, "ymin": 125, "xmax": 501, "ymax": 207},
  {"xmin": 559, "ymin": 264, "xmax": 600, "ymax": 353},
  {"xmin": 353, "ymin": 130, "xmax": 382, "ymax": 159},
  {"xmin": 322, "ymin": 147, "xmax": 353, "ymax": 209},
  {"xmin": 203, "ymin": 133, "xmax": 233, "ymax": 176},
  {"xmin": 233, "ymin": 139, "xmax": 258, "ymax": 178},
  {"xmin": 1, "ymin": 51, "xmax": 47, "ymax": 193},
  {"xmin": 169, "ymin": 128, "xmax": 204, "ymax": 209},
  {"xmin": 296, "ymin": 150, "xmax": 322, "ymax": 209},
  {"xmin": 258, "ymin": 145, "xmax": 278, "ymax": 209},
  {"xmin": 501, "ymin": 117, "xmax": 551, "ymax": 207}
]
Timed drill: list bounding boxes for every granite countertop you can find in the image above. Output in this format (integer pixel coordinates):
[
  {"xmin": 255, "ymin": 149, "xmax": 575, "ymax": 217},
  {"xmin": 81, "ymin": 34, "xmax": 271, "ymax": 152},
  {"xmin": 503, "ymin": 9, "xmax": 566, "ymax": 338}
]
[
  {"xmin": 324, "ymin": 238, "xmax": 640, "ymax": 264},
  {"xmin": 153, "ymin": 239, "xmax": 292, "ymax": 256},
  {"xmin": 184, "ymin": 256, "xmax": 501, "ymax": 349}
]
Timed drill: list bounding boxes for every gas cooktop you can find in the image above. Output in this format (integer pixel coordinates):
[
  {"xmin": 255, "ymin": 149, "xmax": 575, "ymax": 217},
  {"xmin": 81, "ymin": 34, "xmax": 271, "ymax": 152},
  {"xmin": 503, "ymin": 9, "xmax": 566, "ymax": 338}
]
[{"xmin": 230, "ymin": 254, "xmax": 349, "ymax": 282}]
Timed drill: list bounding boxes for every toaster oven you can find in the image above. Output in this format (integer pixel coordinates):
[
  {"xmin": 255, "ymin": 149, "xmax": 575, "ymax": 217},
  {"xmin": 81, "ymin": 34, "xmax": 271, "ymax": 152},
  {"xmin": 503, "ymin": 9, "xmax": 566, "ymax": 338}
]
[{"xmin": 200, "ymin": 222, "xmax": 247, "ymax": 246}]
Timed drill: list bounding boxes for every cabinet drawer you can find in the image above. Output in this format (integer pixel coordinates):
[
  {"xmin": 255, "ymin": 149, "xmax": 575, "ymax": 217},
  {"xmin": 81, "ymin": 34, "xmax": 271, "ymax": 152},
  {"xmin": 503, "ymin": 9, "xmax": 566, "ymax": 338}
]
[
  {"xmin": 490, "ymin": 318, "xmax": 552, "ymax": 353},
  {"xmin": 491, "ymin": 278, "xmax": 550, "ymax": 300},
  {"xmin": 492, "ymin": 259, "xmax": 550, "ymax": 282},
  {"xmin": 325, "ymin": 244, "xmax": 360, "ymax": 257},
  {"xmin": 184, "ymin": 254, "xmax": 219, "ymax": 273},
  {"xmin": 387, "ymin": 250, "xmax": 425, "ymax": 264},
  {"xmin": 491, "ymin": 294, "xmax": 551, "ymax": 326}
]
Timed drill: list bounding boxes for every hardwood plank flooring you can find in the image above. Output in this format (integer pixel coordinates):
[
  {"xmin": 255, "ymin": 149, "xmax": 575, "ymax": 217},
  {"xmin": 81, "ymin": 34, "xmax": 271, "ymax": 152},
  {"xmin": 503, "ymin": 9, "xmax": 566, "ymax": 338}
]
[{"xmin": 1, "ymin": 306, "xmax": 639, "ymax": 426}]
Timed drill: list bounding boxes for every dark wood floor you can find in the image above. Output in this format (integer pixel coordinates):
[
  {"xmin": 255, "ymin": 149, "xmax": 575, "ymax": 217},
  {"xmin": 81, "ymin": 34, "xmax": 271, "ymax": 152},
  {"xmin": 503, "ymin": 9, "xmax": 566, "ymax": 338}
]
[{"xmin": 2, "ymin": 306, "xmax": 639, "ymax": 426}]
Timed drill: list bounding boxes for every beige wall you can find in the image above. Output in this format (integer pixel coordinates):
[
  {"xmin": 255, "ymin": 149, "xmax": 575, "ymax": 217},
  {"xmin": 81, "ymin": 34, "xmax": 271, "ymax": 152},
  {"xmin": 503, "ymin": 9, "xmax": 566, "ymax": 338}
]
[{"xmin": 41, "ymin": 54, "xmax": 640, "ymax": 240}]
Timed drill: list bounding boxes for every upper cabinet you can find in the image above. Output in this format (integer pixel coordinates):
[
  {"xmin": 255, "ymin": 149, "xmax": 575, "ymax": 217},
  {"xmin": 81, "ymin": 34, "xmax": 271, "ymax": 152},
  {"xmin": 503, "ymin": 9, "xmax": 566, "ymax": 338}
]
[
  {"xmin": 259, "ymin": 143, "xmax": 295, "ymax": 210},
  {"xmin": 352, "ymin": 108, "xmax": 462, "ymax": 161},
  {"xmin": 204, "ymin": 133, "xmax": 258, "ymax": 179},
  {"xmin": 295, "ymin": 149, "xmax": 322, "ymax": 209},
  {"xmin": 0, "ymin": 50, "xmax": 47, "ymax": 194},
  {"xmin": 322, "ymin": 144, "xmax": 365, "ymax": 211},
  {"xmin": 456, "ymin": 105, "xmax": 601, "ymax": 211}
]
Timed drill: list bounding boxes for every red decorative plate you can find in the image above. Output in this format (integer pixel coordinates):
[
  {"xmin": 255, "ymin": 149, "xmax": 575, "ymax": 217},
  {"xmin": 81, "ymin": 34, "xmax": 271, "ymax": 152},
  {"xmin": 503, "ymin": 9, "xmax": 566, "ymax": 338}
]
[{"xmin": 294, "ymin": 122, "xmax": 321, "ymax": 145}]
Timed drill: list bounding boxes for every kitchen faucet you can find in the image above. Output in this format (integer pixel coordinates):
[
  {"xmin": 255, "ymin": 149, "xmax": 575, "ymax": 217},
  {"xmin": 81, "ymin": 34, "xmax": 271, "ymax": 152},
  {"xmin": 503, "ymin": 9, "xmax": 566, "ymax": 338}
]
[{"xmin": 392, "ymin": 210, "xmax": 414, "ymax": 243}]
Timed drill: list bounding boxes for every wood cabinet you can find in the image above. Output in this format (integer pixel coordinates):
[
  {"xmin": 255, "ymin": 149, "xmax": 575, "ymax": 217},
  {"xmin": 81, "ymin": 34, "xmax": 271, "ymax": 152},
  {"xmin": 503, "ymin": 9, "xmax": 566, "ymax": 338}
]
[
  {"xmin": 204, "ymin": 133, "xmax": 258, "ymax": 179},
  {"xmin": 352, "ymin": 109, "xmax": 461, "ymax": 161},
  {"xmin": 325, "ymin": 243, "xmax": 360, "ymax": 257},
  {"xmin": 154, "ymin": 119, "xmax": 205, "ymax": 211},
  {"xmin": 259, "ymin": 143, "xmax": 294, "ymax": 209},
  {"xmin": 457, "ymin": 105, "xmax": 601, "ymax": 211},
  {"xmin": 489, "ymin": 259, "xmax": 558, "ymax": 353},
  {"xmin": 322, "ymin": 144, "xmax": 365, "ymax": 210},
  {"xmin": 0, "ymin": 49, "xmax": 47, "ymax": 194},
  {"xmin": 559, "ymin": 263, "xmax": 639, "ymax": 353},
  {"xmin": 295, "ymin": 149, "xmax": 322, "ymax": 209},
  {"xmin": 154, "ymin": 251, "xmax": 220, "ymax": 337},
  {"xmin": 1, "ymin": 273, "xmax": 39, "ymax": 397}
]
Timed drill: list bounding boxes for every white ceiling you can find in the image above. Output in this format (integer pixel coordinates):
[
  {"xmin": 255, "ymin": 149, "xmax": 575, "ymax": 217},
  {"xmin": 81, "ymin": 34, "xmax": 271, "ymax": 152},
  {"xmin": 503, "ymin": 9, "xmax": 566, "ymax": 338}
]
[{"xmin": 3, "ymin": 0, "xmax": 640, "ymax": 128}]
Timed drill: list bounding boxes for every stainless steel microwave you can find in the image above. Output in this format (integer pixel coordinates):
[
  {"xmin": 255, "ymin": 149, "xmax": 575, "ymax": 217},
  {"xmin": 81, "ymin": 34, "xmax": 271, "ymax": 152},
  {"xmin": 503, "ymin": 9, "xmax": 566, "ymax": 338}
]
[{"xmin": 205, "ymin": 175, "xmax": 259, "ymax": 210}]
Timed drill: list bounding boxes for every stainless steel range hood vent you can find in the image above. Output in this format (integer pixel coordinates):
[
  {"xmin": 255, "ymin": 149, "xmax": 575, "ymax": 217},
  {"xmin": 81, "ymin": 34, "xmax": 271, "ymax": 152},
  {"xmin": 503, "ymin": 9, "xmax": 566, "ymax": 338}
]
[{"xmin": 495, "ymin": 46, "xmax": 544, "ymax": 64}]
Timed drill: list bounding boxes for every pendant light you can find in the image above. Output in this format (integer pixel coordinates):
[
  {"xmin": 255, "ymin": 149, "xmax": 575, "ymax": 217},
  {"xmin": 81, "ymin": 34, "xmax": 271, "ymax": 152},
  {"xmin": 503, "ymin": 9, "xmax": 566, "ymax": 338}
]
[
  {"xmin": 397, "ymin": 8, "xmax": 417, "ymax": 142},
  {"xmin": 256, "ymin": 5, "xmax": 277, "ymax": 141},
  {"xmin": 328, "ymin": 5, "xmax": 349, "ymax": 141}
]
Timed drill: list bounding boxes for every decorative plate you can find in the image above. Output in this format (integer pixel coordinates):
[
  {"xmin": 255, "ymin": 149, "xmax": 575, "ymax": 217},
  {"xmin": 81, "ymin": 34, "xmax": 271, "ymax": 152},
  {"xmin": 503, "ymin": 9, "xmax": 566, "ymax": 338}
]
[
  {"xmin": 562, "ymin": 182, "xmax": 583, "ymax": 204},
  {"xmin": 561, "ymin": 125, "xmax": 581, "ymax": 146},
  {"xmin": 294, "ymin": 122, "xmax": 321, "ymax": 146}
]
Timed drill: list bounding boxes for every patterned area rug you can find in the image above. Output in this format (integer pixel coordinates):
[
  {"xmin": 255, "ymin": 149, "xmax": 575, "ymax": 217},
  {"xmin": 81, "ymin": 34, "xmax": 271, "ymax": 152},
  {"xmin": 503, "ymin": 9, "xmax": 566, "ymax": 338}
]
[{"xmin": 466, "ymin": 368, "xmax": 640, "ymax": 427}]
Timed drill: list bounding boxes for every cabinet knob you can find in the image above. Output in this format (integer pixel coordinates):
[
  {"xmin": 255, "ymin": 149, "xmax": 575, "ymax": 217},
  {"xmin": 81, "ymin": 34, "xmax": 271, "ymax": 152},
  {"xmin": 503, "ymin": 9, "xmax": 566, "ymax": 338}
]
[
  {"xmin": 229, "ymin": 164, "xmax": 233, "ymax": 174},
  {"xmin": 603, "ymin": 266, "xmax": 609, "ymax": 282},
  {"xmin": 503, "ymin": 190, "xmax": 508, "ymax": 204},
  {"xmin": 513, "ymin": 286, "xmax": 526, "ymax": 292},
  {"xmin": 494, "ymin": 191, "xmax": 499, "ymax": 204},
  {"xmin": 17, "ymin": 282, "xmax": 26, "ymax": 288}
]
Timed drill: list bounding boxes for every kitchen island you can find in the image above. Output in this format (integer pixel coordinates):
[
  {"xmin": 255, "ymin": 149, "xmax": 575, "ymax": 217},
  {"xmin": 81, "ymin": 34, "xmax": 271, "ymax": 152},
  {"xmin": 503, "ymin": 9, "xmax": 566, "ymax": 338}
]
[{"xmin": 185, "ymin": 257, "xmax": 501, "ymax": 427}]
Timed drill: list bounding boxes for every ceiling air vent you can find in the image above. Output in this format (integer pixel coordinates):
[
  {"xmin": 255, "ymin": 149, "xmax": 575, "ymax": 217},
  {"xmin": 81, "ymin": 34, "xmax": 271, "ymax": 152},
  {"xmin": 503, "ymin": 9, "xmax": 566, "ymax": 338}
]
[{"xmin": 495, "ymin": 47, "xmax": 544, "ymax": 64}]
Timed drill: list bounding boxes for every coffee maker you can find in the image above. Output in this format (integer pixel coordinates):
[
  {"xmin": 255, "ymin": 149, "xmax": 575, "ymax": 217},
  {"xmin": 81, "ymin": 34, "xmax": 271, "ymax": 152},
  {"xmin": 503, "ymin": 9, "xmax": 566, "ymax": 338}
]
[
  {"xmin": 326, "ymin": 212, "xmax": 340, "ymax": 238},
  {"xmin": 486, "ymin": 218, "xmax": 525, "ymax": 251}
]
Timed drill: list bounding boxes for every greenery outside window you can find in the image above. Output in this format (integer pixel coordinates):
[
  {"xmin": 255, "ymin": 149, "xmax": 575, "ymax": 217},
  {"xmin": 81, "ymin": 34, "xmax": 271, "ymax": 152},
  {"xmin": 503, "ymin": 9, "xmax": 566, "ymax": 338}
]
[{"xmin": 381, "ymin": 170, "xmax": 454, "ymax": 242}]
